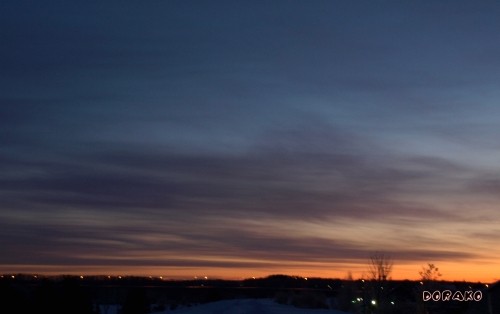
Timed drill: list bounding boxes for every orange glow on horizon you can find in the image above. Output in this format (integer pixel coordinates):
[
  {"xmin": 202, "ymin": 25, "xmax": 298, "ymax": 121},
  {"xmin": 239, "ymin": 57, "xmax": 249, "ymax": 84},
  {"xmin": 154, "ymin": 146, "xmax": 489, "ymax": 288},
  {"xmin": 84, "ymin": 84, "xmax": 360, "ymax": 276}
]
[{"xmin": 1, "ymin": 260, "xmax": 498, "ymax": 283}]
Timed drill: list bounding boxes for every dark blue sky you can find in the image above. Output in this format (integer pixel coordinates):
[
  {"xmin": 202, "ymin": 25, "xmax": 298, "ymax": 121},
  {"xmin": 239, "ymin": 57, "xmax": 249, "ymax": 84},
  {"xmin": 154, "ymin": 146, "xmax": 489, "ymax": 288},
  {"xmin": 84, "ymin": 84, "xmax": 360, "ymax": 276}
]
[{"xmin": 2, "ymin": 1, "xmax": 500, "ymax": 280}]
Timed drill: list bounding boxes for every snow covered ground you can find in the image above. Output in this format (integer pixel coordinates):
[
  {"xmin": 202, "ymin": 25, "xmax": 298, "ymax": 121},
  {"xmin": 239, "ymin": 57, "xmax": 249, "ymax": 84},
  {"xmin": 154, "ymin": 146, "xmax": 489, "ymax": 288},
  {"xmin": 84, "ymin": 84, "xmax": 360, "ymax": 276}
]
[{"xmin": 155, "ymin": 299, "xmax": 350, "ymax": 314}]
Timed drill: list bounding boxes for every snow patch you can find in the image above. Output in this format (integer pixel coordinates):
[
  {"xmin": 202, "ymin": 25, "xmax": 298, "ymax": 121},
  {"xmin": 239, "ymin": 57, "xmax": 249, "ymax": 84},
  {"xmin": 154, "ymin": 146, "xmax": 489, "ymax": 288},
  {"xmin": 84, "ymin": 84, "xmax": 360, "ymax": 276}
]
[{"xmin": 154, "ymin": 298, "xmax": 350, "ymax": 314}]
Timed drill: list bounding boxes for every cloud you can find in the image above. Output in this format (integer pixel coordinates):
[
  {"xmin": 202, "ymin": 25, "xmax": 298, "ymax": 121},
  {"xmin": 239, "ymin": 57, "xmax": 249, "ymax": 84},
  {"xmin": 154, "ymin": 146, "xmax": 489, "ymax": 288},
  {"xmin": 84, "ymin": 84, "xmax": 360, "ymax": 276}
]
[
  {"xmin": 0, "ymin": 123, "xmax": 466, "ymax": 220},
  {"xmin": 0, "ymin": 121, "xmax": 481, "ymax": 271},
  {"xmin": 0, "ymin": 214, "xmax": 476, "ymax": 268}
]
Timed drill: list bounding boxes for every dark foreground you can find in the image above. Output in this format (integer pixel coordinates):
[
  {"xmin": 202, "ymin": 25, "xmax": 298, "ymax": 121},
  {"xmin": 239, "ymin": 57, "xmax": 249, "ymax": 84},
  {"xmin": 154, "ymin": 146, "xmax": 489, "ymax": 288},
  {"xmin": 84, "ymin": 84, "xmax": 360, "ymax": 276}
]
[{"xmin": 0, "ymin": 274, "xmax": 494, "ymax": 314}]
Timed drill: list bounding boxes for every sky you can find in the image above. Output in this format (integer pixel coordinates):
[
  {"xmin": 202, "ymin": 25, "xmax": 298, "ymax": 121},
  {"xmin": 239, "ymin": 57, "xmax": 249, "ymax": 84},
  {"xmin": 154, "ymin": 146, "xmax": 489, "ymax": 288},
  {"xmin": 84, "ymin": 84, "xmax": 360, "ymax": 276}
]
[{"xmin": 2, "ymin": 0, "xmax": 500, "ymax": 282}]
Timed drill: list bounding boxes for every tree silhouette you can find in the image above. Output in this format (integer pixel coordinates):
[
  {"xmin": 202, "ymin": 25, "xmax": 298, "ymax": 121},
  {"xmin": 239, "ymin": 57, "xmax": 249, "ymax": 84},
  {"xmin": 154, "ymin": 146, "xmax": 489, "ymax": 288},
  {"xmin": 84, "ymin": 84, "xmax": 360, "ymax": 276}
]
[
  {"xmin": 367, "ymin": 252, "xmax": 393, "ymax": 313},
  {"xmin": 369, "ymin": 252, "xmax": 393, "ymax": 282},
  {"xmin": 419, "ymin": 263, "xmax": 442, "ymax": 282},
  {"xmin": 417, "ymin": 263, "xmax": 443, "ymax": 314}
]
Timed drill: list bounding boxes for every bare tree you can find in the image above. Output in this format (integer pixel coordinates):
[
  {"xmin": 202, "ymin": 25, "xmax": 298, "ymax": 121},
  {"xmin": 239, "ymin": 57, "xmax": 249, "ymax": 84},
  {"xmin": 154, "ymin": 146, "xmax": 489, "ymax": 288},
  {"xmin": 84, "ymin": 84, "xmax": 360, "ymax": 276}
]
[
  {"xmin": 368, "ymin": 252, "xmax": 393, "ymax": 282},
  {"xmin": 417, "ymin": 264, "xmax": 442, "ymax": 314},
  {"xmin": 365, "ymin": 252, "xmax": 394, "ymax": 313},
  {"xmin": 419, "ymin": 263, "xmax": 442, "ymax": 282}
]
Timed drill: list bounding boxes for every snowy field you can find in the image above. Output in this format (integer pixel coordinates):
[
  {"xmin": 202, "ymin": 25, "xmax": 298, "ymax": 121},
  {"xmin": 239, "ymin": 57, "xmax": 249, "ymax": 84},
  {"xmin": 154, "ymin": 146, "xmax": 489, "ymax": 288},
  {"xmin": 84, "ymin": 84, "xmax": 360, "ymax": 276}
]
[
  {"xmin": 157, "ymin": 299, "xmax": 349, "ymax": 314},
  {"xmin": 101, "ymin": 299, "xmax": 350, "ymax": 314}
]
